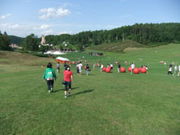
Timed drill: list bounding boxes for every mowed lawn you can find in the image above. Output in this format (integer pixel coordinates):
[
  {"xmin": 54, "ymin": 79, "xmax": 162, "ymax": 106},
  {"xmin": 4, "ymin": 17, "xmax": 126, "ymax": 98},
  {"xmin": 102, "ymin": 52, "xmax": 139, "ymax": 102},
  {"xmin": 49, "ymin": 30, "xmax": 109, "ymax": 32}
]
[{"xmin": 0, "ymin": 44, "xmax": 180, "ymax": 135}]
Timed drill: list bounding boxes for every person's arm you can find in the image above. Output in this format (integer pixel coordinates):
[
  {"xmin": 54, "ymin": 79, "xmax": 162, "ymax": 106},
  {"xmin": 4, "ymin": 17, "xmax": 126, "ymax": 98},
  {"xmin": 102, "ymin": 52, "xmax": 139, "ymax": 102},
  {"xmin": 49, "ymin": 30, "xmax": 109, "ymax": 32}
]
[
  {"xmin": 71, "ymin": 73, "xmax": 73, "ymax": 81},
  {"xmin": 53, "ymin": 69, "xmax": 57, "ymax": 80}
]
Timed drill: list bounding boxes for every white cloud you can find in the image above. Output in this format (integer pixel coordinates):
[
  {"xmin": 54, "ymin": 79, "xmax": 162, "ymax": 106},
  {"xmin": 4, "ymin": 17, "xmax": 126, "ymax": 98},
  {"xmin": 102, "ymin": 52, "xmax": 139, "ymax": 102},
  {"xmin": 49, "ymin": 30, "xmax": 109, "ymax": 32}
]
[
  {"xmin": 0, "ymin": 23, "xmax": 21, "ymax": 29},
  {"xmin": 40, "ymin": 24, "xmax": 51, "ymax": 29},
  {"xmin": 0, "ymin": 23, "xmax": 55, "ymax": 37},
  {"xmin": 33, "ymin": 24, "xmax": 51, "ymax": 30},
  {"xmin": 39, "ymin": 7, "xmax": 71, "ymax": 19},
  {"xmin": 0, "ymin": 13, "xmax": 12, "ymax": 19}
]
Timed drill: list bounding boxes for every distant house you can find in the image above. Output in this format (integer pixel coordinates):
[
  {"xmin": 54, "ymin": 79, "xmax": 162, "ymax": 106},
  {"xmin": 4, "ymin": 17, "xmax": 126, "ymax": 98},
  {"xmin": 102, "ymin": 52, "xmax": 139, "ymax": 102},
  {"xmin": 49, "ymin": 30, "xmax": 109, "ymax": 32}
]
[
  {"xmin": 9, "ymin": 44, "xmax": 22, "ymax": 49},
  {"xmin": 44, "ymin": 50, "xmax": 65, "ymax": 55},
  {"xmin": 89, "ymin": 52, "xmax": 103, "ymax": 56}
]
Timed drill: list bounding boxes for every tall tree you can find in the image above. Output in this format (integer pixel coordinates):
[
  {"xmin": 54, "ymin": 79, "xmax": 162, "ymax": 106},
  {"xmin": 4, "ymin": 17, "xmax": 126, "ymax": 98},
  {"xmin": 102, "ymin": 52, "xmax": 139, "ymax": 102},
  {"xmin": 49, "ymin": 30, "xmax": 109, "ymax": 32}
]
[
  {"xmin": 0, "ymin": 32, "xmax": 11, "ymax": 50},
  {"xmin": 23, "ymin": 34, "xmax": 39, "ymax": 51}
]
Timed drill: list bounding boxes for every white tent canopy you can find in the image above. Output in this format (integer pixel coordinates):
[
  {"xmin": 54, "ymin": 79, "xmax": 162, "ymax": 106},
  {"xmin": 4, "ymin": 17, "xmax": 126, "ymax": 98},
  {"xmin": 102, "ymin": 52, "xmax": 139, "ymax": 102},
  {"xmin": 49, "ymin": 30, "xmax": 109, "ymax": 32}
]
[
  {"xmin": 56, "ymin": 57, "xmax": 70, "ymax": 61},
  {"xmin": 44, "ymin": 50, "xmax": 65, "ymax": 55},
  {"xmin": 56, "ymin": 57, "xmax": 70, "ymax": 63}
]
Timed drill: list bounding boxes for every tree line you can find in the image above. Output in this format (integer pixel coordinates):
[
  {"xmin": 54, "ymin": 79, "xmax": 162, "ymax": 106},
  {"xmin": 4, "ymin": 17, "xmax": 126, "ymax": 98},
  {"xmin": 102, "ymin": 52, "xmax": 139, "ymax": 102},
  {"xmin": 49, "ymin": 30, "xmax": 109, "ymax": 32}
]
[
  {"xmin": 0, "ymin": 32, "xmax": 11, "ymax": 50},
  {"xmin": 45, "ymin": 23, "xmax": 180, "ymax": 49},
  {"xmin": 0, "ymin": 23, "xmax": 180, "ymax": 51}
]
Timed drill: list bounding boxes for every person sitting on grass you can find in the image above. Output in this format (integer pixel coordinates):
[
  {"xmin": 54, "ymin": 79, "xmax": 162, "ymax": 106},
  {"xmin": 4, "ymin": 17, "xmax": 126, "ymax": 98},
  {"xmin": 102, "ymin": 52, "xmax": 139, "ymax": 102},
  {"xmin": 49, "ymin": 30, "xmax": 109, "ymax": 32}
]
[
  {"xmin": 43, "ymin": 62, "xmax": 56, "ymax": 93},
  {"xmin": 63, "ymin": 67, "xmax": 73, "ymax": 98}
]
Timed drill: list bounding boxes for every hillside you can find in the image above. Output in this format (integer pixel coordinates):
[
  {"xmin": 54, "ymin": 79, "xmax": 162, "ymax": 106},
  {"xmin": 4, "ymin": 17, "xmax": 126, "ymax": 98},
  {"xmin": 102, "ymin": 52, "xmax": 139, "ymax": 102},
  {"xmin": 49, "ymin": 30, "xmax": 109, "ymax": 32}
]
[
  {"xmin": 89, "ymin": 40, "xmax": 145, "ymax": 52},
  {"xmin": 0, "ymin": 44, "xmax": 180, "ymax": 135},
  {"xmin": 9, "ymin": 35, "xmax": 24, "ymax": 45},
  {"xmin": 0, "ymin": 51, "xmax": 53, "ymax": 66}
]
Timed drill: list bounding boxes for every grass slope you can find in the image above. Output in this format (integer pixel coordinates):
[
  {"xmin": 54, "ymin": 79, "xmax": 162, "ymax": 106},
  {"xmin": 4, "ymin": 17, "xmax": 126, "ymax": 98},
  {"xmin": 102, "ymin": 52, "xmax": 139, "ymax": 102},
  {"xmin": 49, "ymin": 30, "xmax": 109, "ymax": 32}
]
[
  {"xmin": 89, "ymin": 40, "xmax": 145, "ymax": 52},
  {"xmin": 0, "ymin": 44, "xmax": 180, "ymax": 135}
]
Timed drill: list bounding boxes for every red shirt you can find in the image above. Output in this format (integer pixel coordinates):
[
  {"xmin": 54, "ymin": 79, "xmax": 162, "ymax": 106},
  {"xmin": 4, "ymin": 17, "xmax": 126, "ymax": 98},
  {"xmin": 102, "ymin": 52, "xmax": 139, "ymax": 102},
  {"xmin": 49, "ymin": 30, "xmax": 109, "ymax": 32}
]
[{"xmin": 64, "ymin": 70, "xmax": 73, "ymax": 82}]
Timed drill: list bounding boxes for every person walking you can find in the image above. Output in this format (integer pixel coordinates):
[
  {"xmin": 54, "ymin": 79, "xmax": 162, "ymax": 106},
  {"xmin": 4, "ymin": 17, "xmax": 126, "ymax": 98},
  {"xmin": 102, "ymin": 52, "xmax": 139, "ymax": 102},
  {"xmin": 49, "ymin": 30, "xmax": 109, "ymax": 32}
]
[
  {"xmin": 178, "ymin": 65, "xmax": 180, "ymax": 76},
  {"xmin": 130, "ymin": 62, "xmax": 135, "ymax": 74},
  {"xmin": 56, "ymin": 62, "xmax": 60, "ymax": 73},
  {"xmin": 85, "ymin": 64, "xmax": 90, "ymax": 75},
  {"xmin": 173, "ymin": 65, "xmax": 178, "ymax": 76},
  {"xmin": 117, "ymin": 63, "xmax": 121, "ymax": 72},
  {"xmin": 63, "ymin": 67, "xmax": 73, "ymax": 98},
  {"xmin": 168, "ymin": 64, "xmax": 173, "ymax": 75},
  {"xmin": 76, "ymin": 61, "xmax": 83, "ymax": 75},
  {"xmin": 43, "ymin": 62, "xmax": 56, "ymax": 93}
]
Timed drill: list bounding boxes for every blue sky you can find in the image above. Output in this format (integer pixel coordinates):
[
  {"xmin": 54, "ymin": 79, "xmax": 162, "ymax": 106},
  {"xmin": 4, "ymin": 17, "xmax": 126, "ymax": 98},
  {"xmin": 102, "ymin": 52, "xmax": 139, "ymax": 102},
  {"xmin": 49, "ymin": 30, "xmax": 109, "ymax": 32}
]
[{"xmin": 0, "ymin": 0, "xmax": 179, "ymax": 37}]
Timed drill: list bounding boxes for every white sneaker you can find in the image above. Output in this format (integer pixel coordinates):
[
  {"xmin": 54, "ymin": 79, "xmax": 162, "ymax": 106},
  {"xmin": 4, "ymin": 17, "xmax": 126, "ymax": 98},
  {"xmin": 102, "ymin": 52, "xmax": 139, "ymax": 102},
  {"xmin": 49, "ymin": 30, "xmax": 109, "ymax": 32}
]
[{"xmin": 48, "ymin": 90, "xmax": 51, "ymax": 93}]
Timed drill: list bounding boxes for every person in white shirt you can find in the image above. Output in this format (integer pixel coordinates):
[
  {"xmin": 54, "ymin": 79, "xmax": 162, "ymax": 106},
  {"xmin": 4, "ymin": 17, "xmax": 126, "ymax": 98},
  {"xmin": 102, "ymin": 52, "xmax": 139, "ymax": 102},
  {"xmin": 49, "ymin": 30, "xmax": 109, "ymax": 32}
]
[
  {"xmin": 168, "ymin": 64, "xmax": 173, "ymax": 75},
  {"xmin": 76, "ymin": 62, "xmax": 83, "ymax": 75},
  {"xmin": 130, "ymin": 63, "xmax": 135, "ymax": 74},
  {"xmin": 110, "ymin": 64, "xmax": 113, "ymax": 70},
  {"xmin": 100, "ymin": 64, "xmax": 104, "ymax": 72},
  {"xmin": 178, "ymin": 65, "xmax": 180, "ymax": 76},
  {"xmin": 173, "ymin": 65, "xmax": 178, "ymax": 76},
  {"xmin": 131, "ymin": 63, "xmax": 135, "ymax": 69}
]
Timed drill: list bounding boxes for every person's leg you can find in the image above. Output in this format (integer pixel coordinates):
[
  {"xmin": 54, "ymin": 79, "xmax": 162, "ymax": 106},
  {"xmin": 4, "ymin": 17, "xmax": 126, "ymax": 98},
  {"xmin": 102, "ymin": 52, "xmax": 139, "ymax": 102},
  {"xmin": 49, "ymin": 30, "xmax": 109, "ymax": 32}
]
[
  {"xmin": 64, "ymin": 82, "xmax": 68, "ymax": 98},
  {"xmin": 86, "ymin": 70, "xmax": 89, "ymax": 75},
  {"xmin": 47, "ymin": 80, "xmax": 51, "ymax": 93},
  {"xmin": 50, "ymin": 80, "xmax": 54, "ymax": 92},
  {"xmin": 178, "ymin": 71, "xmax": 180, "ymax": 76},
  {"xmin": 68, "ymin": 82, "xmax": 72, "ymax": 95},
  {"xmin": 131, "ymin": 69, "xmax": 133, "ymax": 75}
]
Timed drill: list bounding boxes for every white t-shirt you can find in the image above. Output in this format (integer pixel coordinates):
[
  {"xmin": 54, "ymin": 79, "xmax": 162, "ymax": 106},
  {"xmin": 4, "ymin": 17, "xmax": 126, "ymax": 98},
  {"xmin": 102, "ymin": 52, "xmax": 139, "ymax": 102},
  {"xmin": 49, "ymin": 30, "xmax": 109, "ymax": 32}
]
[
  {"xmin": 169, "ymin": 67, "xmax": 172, "ymax": 72},
  {"xmin": 77, "ymin": 63, "xmax": 83, "ymax": 72},
  {"xmin": 131, "ymin": 64, "xmax": 135, "ymax": 69},
  {"xmin": 174, "ymin": 66, "xmax": 177, "ymax": 71},
  {"xmin": 178, "ymin": 65, "xmax": 180, "ymax": 71}
]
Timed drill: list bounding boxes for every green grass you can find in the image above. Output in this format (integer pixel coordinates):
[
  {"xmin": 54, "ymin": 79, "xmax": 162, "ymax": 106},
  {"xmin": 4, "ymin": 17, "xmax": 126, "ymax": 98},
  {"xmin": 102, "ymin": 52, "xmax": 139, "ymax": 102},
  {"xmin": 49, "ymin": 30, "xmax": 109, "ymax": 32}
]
[
  {"xmin": 88, "ymin": 40, "xmax": 145, "ymax": 53},
  {"xmin": 0, "ymin": 44, "xmax": 180, "ymax": 135}
]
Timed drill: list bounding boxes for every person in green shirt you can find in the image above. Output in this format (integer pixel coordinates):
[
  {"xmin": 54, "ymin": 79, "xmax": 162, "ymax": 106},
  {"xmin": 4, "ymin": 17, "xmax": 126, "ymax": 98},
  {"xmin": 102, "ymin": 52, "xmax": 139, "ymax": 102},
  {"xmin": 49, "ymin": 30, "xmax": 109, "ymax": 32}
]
[{"xmin": 43, "ymin": 62, "xmax": 56, "ymax": 93}]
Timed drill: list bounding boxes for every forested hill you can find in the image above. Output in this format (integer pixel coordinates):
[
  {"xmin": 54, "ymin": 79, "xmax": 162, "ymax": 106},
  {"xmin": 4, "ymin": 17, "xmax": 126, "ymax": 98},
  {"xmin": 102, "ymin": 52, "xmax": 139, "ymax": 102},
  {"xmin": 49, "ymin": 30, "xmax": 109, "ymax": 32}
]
[
  {"xmin": 45, "ymin": 23, "xmax": 180, "ymax": 47},
  {"xmin": 1, "ymin": 23, "xmax": 180, "ymax": 51},
  {"xmin": 9, "ymin": 35, "xmax": 24, "ymax": 44}
]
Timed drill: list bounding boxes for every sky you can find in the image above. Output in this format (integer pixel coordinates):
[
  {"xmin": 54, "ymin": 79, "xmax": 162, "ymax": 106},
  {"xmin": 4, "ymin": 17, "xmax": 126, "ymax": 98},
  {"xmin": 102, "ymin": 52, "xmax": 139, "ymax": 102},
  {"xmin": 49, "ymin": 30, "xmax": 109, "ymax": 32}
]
[{"xmin": 0, "ymin": 0, "xmax": 179, "ymax": 37}]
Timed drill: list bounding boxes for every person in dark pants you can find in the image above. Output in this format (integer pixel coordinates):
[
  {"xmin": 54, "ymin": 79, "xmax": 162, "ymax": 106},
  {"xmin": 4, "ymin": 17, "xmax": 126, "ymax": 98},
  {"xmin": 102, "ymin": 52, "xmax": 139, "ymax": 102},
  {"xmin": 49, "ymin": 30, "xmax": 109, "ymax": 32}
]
[
  {"xmin": 85, "ymin": 64, "xmax": 90, "ymax": 75},
  {"xmin": 168, "ymin": 64, "xmax": 173, "ymax": 75},
  {"xmin": 43, "ymin": 62, "xmax": 56, "ymax": 93},
  {"xmin": 117, "ymin": 63, "xmax": 121, "ymax": 72},
  {"xmin": 63, "ymin": 67, "xmax": 73, "ymax": 98}
]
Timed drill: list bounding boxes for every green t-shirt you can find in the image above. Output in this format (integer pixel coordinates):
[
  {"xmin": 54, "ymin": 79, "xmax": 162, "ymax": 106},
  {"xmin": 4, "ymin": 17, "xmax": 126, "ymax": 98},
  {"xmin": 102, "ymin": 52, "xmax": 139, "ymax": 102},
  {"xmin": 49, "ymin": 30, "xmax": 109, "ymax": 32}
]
[{"xmin": 43, "ymin": 68, "xmax": 56, "ymax": 80}]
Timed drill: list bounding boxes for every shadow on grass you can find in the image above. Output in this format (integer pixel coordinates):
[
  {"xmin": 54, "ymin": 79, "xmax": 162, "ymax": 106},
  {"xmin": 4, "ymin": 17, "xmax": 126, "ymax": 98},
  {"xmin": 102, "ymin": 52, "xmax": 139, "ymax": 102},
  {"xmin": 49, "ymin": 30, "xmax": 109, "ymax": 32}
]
[
  {"xmin": 72, "ymin": 89, "xmax": 94, "ymax": 96},
  {"xmin": 53, "ymin": 87, "xmax": 79, "ymax": 93}
]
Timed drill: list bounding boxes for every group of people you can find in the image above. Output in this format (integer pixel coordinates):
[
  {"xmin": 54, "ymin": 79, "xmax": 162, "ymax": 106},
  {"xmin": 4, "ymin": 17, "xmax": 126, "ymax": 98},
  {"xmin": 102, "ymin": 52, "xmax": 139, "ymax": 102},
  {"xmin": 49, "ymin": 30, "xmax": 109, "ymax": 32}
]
[
  {"xmin": 43, "ymin": 62, "xmax": 73, "ymax": 98},
  {"xmin": 43, "ymin": 61, "xmax": 150, "ymax": 98},
  {"xmin": 76, "ymin": 61, "xmax": 91, "ymax": 75},
  {"xmin": 168, "ymin": 64, "xmax": 180, "ymax": 76},
  {"xmin": 43, "ymin": 61, "xmax": 91, "ymax": 98}
]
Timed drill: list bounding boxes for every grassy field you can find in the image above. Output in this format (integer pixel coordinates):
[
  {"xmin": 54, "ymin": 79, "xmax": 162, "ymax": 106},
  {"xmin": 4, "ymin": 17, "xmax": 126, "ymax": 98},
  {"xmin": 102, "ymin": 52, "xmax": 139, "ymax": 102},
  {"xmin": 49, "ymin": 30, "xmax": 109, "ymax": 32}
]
[{"xmin": 0, "ymin": 44, "xmax": 180, "ymax": 135}]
